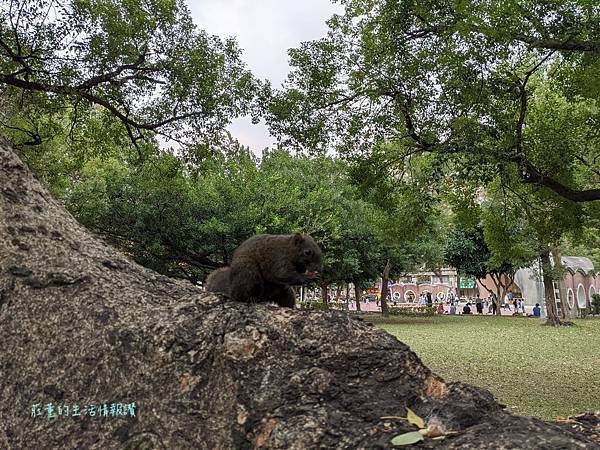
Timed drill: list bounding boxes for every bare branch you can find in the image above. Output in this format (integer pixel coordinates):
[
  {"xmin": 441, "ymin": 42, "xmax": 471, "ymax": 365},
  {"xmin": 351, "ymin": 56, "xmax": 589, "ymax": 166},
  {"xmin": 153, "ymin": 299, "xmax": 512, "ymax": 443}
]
[{"xmin": 76, "ymin": 52, "xmax": 149, "ymax": 89}]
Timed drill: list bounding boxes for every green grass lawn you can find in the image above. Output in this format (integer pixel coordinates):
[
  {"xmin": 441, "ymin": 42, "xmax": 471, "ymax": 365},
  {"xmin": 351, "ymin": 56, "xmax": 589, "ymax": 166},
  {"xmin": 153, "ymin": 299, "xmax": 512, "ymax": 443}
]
[{"xmin": 367, "ymin": 314, "xmax": 600, "ymax": 420}]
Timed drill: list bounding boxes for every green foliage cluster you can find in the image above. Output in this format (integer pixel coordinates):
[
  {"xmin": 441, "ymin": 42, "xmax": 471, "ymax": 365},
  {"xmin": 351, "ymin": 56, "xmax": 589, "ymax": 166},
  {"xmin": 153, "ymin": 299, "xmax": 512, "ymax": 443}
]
[
  {"xmin": 444, "ymin": 226, "xmax": 490, "ymax": 280},
  {"xmin": 298, "ymin": 301, "xmax": 327, "ymax": 310},
  {"xmin": 53, "ymin": 138, "xmax": 441, "ymax": 285},
  {"xmin": 561, "ymin": 225, "xmax": 600, "ymax": 270},
  {"xmin": 268, "ymin": 0, "xmax": 600, "ymax": 202},
  {"xmin": 443, "ymin": 221, "xmax": 534, "ymax": 287},
  {"xmin": 0, "ymin": 0, "xmax": 259, "ymax": 149},
  {"xmin": 266, "ymin": 0, "xmax": 600, "ymax": 282}
]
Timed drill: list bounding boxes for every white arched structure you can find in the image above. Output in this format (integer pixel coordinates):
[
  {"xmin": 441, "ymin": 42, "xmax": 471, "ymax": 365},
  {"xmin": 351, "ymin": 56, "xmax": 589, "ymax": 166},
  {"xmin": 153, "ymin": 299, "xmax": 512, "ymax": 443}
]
[
  {"xmin": 590, "ymin": 285, "xmax": 597, "ymax": 301},
  {"xmin": 577, "ymin": 284, "xmax": 587, "ymax": 309},
  {"xmin": 567, "ymin": 288, "xmax": 575, "ymax": 309},
  {"xmin": 404, "ymin": 290, "xmax": 416, "ymax": 302}
]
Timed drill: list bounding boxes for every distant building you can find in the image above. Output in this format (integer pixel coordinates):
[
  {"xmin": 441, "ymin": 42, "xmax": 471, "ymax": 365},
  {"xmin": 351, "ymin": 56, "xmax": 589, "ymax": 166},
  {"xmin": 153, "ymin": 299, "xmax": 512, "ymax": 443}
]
[
  {"xmin": 375, "ymin": 257, "xmax": 599, "ymax": 315},
  {"xmin": 556, "ymin": 257, "xmax": 598, "ymax": 317},
  {"xmin": 378, "ymin": 268, "xmax": 477, "ymax": 303},
  {"xmin": 477, "ymin": 256, "xmax": 599, "ymax": 317}
]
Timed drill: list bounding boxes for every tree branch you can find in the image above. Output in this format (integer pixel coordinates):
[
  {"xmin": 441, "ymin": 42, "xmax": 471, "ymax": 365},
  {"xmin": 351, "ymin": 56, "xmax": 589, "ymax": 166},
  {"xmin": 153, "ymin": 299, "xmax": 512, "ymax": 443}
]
[
  {"xmin": 469, "ymin": 23, "xmax": 600, "ymax": 52},
  {"xmin": 520, "ymin": 159, "xmax": 600, "ymax": 202},
  {"xmin": 503, "ymin": 52, "xmax": 600, "ymax": 202},
  {"xmin": 513, "ymin": 35, "xmax": 600, "ymax": 52},
  {"xmin": 477, "ymin": 277, "xmax": 494, "ymax": 296},
  {"xmin": 76, "ymin": 52, "xmax": 149, "ymax": 89},
  {"xmin": 0, "ymin": 72, "xmax": 205, "ymax": 140},
  {"xmin": 397, "ymin": 96, "xmax": 433, "ymax": 151}
]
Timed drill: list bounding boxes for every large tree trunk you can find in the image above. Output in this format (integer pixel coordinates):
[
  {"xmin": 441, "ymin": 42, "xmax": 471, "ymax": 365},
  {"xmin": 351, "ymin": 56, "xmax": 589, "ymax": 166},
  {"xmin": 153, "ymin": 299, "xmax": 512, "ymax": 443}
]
[
  {"xmin": 379, "ymin": 258, "xmax": 391, "ymax": 317},
  {"xmin": 0, "ymin": 140, "xmax": 594, "ymax": 448},
  {"xmin": 321, "ymin": 284, "xmax": 329, "ymax": 307},
  {"xmin": 352, "ymin": 279, "xmax": 361, "ymax": 311},
  {"xmin": 551, "ymin": 247, "xmax": 570, "ymax": 319},
  {"xmin": 541, "ymin": 252, "xmax": 563, "ymax": 326}
]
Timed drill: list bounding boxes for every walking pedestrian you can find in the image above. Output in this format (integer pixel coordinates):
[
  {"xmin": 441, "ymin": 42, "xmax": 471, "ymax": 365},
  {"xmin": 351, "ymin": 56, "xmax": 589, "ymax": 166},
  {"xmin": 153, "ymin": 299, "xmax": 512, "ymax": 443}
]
[{"xmin": 475, "ymin": 295, "xmax": 483, "ymax": 314}]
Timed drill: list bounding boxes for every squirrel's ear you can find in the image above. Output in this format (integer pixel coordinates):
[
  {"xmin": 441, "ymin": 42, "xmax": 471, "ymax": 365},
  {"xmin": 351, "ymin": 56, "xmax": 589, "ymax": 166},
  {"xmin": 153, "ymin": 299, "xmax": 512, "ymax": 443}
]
[{"xmin": 292, "ymin": 233, "xmax": 304, "ymax": 246}]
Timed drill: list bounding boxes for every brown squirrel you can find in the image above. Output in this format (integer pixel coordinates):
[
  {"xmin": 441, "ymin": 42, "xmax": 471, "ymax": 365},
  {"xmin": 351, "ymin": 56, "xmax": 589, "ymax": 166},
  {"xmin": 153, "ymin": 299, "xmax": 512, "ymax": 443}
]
[{"xmin": 204, "ymin": 233, "xmax": 322, "ymax": 308}]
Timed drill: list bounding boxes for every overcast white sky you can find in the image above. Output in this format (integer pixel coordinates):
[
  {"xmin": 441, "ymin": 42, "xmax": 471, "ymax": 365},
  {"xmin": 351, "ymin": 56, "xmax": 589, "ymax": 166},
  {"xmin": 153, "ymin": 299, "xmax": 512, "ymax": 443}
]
[{"xmin": 189, "ymin": 1, "xmax": 343, "ymax": 154}]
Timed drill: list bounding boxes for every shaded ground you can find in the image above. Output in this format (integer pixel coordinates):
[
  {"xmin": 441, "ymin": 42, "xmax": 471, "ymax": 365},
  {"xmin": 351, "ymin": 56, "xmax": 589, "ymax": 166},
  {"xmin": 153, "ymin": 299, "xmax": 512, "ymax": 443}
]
[{"xmin": 369, "ymin": 315, "xmax": 600, "ymax": 420}]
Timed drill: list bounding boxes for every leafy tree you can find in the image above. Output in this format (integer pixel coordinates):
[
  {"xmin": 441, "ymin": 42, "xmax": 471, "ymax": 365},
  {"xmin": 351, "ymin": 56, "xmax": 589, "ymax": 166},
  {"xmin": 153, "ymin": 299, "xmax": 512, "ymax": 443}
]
[
  {"xmin": 343, "ymin": 208, "xmax": 384, "ymax": 311},
  {"xmin": 66, "ymin": 140, "xmax": 277, "ymax": 283},
  {"xmin": 67, "ymin": 150, "xmax": 223, "ymax": 283},
  {"xmin": 444, "ymin": 226, "xmax": 489, "ymax": 281},
  {"xmin": 266, "ymin": 0, "xmax": 600, "ymax": 202},
  {"xmin": 263, "ymin": 0, "xmax": 599, "ymax": 322},
  {"xmin": 65, "ymin": 143, "xmax": 383, "ymax": 287},
  {"xmin": 561, "ymin": 225, "xmax": 600, "ymax": 271},
  {"xmin": 346, "ymin": 143, "xmax": 449, "ymax": 315},
  {"xmin": 0, "ymin": 0, "xmax": 258, "ymax": 149},
  {"xmin": 444, "ymin": 224, "xmax": 530, "ymax": 314},
  {"xmin": 14, "ymin": 107, "xmax": 154, "ymax": 197},
  {"xmin": 478, "ymin": 175, "xmax": 587, "ymax": 325}
]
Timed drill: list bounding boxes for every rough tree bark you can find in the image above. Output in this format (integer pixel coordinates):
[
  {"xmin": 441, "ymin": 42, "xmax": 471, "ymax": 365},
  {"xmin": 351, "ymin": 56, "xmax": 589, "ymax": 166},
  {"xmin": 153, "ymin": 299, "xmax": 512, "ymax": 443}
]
[
  {"xmin": 0, "ymin": 140, "xmax": 596, "ymax": 448},
  {"xmin": 541, "ymin": 252, "xmax": 563, "ymax": 327}
]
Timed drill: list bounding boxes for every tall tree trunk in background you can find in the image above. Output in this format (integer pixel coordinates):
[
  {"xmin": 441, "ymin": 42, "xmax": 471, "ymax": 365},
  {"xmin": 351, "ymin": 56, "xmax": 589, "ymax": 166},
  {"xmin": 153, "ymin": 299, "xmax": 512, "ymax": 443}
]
[
  {"xmin": 335, "ymin": 285, "xmax": 342, "ymax": 302},
  {"xmin": 488, "ymin": 272, "xmax": 516, "ymax": 315},
  {"xmin": 488, "ymin": 273, "xmax": 503, "ymax": 315},
  {"xmin": 477, "ymin": 276, "xmax": 496, "ymax": 314},
  {"xmin": 321, "ymin": 284, "xmax": 329, "ymax": 307},
  {"xmin": 551, "ymin": 247, "xmax": 569, "ymax": 319},
  {"xmin": 380, "ymin": 258, "xmax": 391, "ymax": 317},
  {"xmin": 541, "ymin": 252, "xmax": 562, "ymax": 326},
  {"xmin": 353, "ymin": 279, "xmax": 362, "ymax": 311},
  {"xmin": 345, "ymin": 283, "xmax": 350, "ymax": 310}
]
